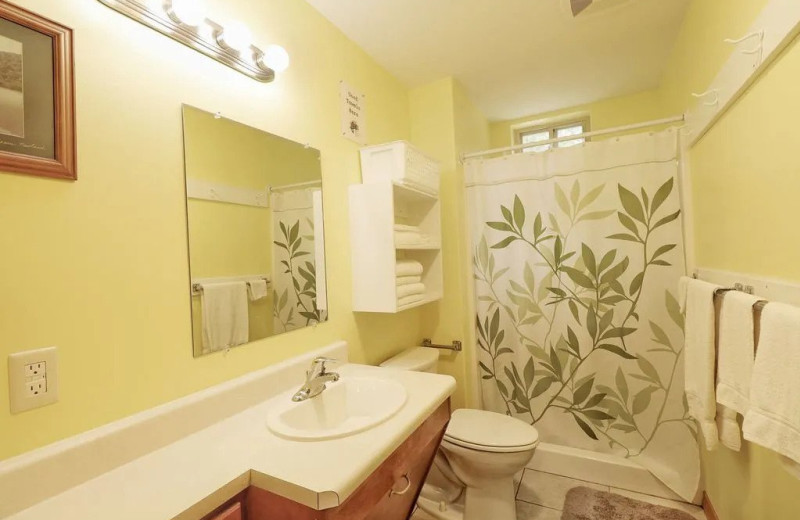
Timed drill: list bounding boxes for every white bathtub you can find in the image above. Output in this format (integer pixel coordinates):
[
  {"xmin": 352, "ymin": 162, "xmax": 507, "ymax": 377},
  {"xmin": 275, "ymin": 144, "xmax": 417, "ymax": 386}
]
[{"xmin": 526, "ymin": 442, "xmax": 695, "ymax": 503}]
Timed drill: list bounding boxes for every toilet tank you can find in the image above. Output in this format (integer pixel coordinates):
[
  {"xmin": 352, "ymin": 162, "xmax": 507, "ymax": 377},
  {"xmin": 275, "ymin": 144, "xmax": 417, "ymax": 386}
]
[{"xmin": 379, "ymin": 347, "xmax": 440, "ymax": 373}]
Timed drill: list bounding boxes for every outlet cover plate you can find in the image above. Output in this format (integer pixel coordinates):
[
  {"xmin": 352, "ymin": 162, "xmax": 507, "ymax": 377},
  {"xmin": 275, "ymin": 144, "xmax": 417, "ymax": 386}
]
[{"xmin": 8, "ymin": 346, "xmax": 58, "ymax": 414}]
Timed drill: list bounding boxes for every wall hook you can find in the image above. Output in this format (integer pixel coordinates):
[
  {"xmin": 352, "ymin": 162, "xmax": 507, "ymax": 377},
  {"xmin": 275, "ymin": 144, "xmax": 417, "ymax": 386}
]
[
  {"xmin": 691, "ymin": 89, "xmax": 720, "ymax": 107},
  {"xmin": 724, "ymin": 30, "xmax": 765, "ymax": 67}
]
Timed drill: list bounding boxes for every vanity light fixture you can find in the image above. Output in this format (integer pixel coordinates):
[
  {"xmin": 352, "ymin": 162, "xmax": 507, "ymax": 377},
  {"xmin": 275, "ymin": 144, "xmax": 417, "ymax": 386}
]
[
  {"xmin": 262, "ymin": 44, "xmax": 291, "ymax": 73},
  {"xmin": 97, "ymin": 0, "xmax": 289, "ymax": 83}
]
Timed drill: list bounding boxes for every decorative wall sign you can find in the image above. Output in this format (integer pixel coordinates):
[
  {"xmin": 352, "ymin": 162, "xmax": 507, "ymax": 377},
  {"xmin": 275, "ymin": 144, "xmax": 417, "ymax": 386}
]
[
  {"xmin": 339, "ymin": 81, "xmax": 365, "ymax": 145},
  {"xmin": 0, "ymin": 1, "xmax": 76, "ymax": 180}
]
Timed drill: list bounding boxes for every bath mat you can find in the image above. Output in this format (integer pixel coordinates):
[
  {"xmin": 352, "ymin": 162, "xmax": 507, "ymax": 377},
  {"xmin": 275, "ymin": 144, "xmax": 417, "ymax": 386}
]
[{"xmin": 561, "ymin": 487, "xmax": 698, "ymax": 520}]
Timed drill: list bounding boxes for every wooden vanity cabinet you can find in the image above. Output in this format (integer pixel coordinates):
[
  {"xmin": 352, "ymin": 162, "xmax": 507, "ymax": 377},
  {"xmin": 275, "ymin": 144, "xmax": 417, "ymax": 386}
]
[
  {"xmin": 207, "ymin": 502, "xmax": 242, "ymax": 520},
  {"xmin": 229, "ymin": 399, "xmax": 450, "ymax": 520}
]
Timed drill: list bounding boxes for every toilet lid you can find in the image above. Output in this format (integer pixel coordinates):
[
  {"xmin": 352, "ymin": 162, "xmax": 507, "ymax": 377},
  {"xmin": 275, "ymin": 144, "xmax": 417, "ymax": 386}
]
[{"xmin": 444, "ymin": 409, "xmax": 539, "ymax": 452}]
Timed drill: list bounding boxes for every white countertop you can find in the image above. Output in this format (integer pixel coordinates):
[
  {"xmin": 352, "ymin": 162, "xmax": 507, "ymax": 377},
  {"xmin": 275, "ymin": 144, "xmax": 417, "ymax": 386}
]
[{"xmin": 6, "ymin": 364, "xmax": 455, "ymax": 520}]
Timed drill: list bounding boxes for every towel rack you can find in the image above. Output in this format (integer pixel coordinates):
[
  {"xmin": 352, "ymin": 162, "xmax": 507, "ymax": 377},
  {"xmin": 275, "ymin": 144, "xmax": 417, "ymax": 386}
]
[{"xmin": 191, "ymin": 276, "xmax": 271, "ymax": 295}]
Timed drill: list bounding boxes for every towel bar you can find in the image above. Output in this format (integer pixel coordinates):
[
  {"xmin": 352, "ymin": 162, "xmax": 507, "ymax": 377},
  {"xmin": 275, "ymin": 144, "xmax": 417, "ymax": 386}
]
[
  {"xmin": 421, "ymin": 339, "xmax": 462, "ymax": 352},
  {"xmin": 191, "ymin": 277, "xmax": 270, "ymax": 295}
]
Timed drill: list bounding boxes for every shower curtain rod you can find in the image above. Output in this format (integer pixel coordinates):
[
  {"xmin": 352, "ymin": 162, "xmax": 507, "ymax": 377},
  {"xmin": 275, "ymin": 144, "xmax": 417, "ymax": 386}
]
[{"xmin": 461, "ymin": 115, "xmax": 685, "ymax": 161}]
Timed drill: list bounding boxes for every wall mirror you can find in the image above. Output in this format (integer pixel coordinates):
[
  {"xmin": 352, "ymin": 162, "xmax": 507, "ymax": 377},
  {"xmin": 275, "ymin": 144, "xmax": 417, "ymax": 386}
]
[{"xmin": 182, "ymin": 105, "xmax": 328, "ymax": 357}]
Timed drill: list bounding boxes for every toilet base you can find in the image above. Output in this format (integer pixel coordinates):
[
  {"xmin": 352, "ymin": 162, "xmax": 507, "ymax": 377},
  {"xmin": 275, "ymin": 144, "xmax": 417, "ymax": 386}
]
[{"xmin": 463, "ymin": 476, "xmax": 517, "ymax": 520}]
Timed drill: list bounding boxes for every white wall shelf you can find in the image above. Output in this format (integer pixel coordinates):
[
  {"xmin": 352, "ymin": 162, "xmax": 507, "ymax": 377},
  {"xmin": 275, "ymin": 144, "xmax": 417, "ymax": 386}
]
[{"xmin": 349, "ymin": 181, "xmax": 443, "ymax": 313}]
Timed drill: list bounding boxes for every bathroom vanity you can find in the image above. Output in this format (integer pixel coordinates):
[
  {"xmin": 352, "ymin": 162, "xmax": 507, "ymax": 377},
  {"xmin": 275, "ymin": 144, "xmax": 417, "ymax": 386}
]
[
  {"xmin": 0, "ymin": 343, "xmax": 456, "ymax": 520},
  {"xmin": 199, "ymin": 401, "xmax": 449, "ymax": 520}
]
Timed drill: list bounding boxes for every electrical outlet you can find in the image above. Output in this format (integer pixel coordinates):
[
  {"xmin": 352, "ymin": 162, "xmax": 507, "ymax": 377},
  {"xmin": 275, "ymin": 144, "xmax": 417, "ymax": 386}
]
[
  {"xmin": 8, "ymin": 347, "xmax": 58, "ymax": 414},
  {"xmin": 25, "ymin": 361, "xmax": 46, "ymax": 379},
  {"xmin": 25, "ymin": 378, "xmax": 47, "ymax": 397}
]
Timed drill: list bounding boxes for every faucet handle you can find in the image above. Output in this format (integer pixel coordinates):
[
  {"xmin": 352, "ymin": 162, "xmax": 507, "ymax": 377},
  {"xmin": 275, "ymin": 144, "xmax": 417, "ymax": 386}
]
[{"xmin": 311, "ymin": 356, "xmax": 338, "ymax": 374}]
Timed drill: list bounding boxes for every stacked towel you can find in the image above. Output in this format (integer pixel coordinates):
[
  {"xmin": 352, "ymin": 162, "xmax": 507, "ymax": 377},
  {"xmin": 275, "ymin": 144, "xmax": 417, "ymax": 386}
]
[
  {"xmin": 396, "ymin": 260, "xmax": 424, "ymax": 277},
  {"xmin": 395, "ymin": 260, "xmax": 426, "ymax": 307},
  {"xmin": 394, "ymin": 224, "xmax": 434, "ymax": 248},
  {"xmin": 201, "ymin": 282, "xmax": 249, "ymax": 354},
  {"xmin": 397, "ymin": 283, "xmax": 426, "ymax": 299},
  {"xmin": 743, "ymin": 303, "xmax": 800, "ymax": 472},
  {"xmin": 397, "ymin": 275, "xmax": 422, "ymax": 286},
  {"xmin": 681, "ymin": 277, "xmax": 720, "ymax": 450}
]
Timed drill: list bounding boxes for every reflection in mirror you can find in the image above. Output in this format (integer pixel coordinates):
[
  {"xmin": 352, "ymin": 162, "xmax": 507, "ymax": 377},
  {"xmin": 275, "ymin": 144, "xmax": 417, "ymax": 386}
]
[{"xmin": 182, "ymin": 105, "xmax": 328, "ymax": 357}]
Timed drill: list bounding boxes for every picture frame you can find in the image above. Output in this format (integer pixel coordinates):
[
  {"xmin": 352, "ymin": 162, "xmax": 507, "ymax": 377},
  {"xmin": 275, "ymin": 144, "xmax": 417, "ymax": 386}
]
[{"xmin": 0, "ymin": 1, "xmax": 75, "ymax": 180}]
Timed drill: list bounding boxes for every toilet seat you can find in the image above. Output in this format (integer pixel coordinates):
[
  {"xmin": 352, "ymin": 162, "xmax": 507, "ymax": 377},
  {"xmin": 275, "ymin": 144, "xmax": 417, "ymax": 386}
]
[{"xmin": 443, "ymin": 409, "xmax": 539, "ymax": 453}]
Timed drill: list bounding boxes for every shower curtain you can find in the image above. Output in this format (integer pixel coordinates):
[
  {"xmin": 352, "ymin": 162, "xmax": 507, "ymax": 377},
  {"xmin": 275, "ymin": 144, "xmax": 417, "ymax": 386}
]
[
  {"xmin": 466, "ymin": 129, "xmax": 699, "ymax": 501},
  {"xmin": 271, "ymin": 187, "xmax": 327, "ymax": 333}
]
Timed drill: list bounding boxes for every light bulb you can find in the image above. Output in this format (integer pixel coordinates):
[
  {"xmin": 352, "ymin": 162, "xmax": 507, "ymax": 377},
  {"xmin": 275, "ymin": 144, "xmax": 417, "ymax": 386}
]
[
  {"xmin": 166, "ymin": 0, "xmax": 205, "ymax": 27},
  {"xmin": 261, "ymin": 44, "xmax": 290, "ymax": 73},
  {"xmin": 218, "ymin": 21, "xmax": 251, "ymax": 52}
]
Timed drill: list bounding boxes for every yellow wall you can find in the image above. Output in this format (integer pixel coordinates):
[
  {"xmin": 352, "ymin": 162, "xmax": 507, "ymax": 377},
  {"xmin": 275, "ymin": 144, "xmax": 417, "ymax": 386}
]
[
  {"xmin": 409, "ymin": 78, "xmax": 490, "ymax": 409},
  {"xmin": 667, "ymin": 1, "xmax": 800, "ymax": 518},
  {"xmin": 488, "ymin": 88, "xmax": 667, "ymax": 149},
  {"xmin": 0, "ymin": 0, "xmax": 423, "ymax": 461}
]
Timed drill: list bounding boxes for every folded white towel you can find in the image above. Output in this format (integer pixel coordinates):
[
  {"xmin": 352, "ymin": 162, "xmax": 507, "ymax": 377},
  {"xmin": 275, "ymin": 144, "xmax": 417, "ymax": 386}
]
[
  {"xmin": 716, "ymin": 404, "xmax": 741, "ymax": 452},
  {"xmin": 397, "ymin": 275, "xmax": 422, "ymax": 286},
  {"xmin": 743, "ymin": 303, "xmax": 800, "ymax": 467},
  {"xmin": 717, "ymin": 291, "xmax": 760, "ymax": 415},
  {"xmin": 201, "ymin": 282, "xmax": 249, "ymax": 354},
  {"xmin": 683, "ymin": 277, "xmax": 719, "ymax": 450},
  {"xmin": 395, "ymin": 231, "xmax": 434, "ymax": 247},
  {"xmin": 397, "ymin": 282, "xmax": 426, "ymax": 299},
  {"xmin": 394, "ymin": 224, "xmax": 421, "ymax": 233},
  {"xmin": 396, "ymin": 260, "xmax": 424, "ymax": 277},
  {"xmin": 247, "ymin": 280, "xmax": 268, "ymax": 301},
  {"xmin": 395, "ymin": 231, "xmax": 427, "ymax": 245},
  {"xmin": 398, "ymin": 293, "xmax": 425, "ymax": 308}
]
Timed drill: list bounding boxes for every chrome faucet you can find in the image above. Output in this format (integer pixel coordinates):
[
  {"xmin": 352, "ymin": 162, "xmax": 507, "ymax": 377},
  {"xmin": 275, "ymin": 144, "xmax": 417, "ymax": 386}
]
[{"xmin": 292, "ymin": 357, "xmax": 340, "ymax": 402}]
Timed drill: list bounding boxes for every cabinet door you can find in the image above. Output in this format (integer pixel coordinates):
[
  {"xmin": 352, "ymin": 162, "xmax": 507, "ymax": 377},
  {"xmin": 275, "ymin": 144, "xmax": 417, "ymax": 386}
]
[
  {"xmin": 208, "ymin": 502, "xmax": 242, "ymax": 520},
  {"xmin": 362, "ymin": 428, "xmax": 444, "ymax": 520}
]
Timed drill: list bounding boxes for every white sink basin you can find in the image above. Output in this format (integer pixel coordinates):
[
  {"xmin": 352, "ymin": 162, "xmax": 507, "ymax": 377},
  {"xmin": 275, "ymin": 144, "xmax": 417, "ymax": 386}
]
[{"xmin": 267, "ymin": 377, "xmax": 408, "ymax": 441}]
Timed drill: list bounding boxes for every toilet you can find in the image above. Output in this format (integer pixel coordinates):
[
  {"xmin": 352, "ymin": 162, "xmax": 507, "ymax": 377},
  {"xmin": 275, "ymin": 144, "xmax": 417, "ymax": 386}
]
[{"xmin": 380, "ymin": 348, "xmax": 539, "ymax": 520}]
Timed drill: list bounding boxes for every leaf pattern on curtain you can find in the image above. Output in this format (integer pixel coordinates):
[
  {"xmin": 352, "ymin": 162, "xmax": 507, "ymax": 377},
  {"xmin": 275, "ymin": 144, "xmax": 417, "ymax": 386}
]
[
  {"xmin": 474, "ymin": 177, "xmax": 696, "ymax": 458},
  {"xmin": 272, "ymin": 216, "xmax": 326, "ymax": 332}
]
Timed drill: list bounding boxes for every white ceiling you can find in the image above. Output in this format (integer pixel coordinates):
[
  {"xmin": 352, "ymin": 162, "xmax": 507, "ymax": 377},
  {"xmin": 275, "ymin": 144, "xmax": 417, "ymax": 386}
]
[{"xmin": 305, "ymin": 0, "xmax": 691, "ymax": 121}]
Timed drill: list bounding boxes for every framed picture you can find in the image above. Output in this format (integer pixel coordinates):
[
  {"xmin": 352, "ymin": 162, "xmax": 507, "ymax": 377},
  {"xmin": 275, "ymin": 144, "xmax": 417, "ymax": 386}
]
[{"xmin": 0, "ymin": 1, "xmax": 75, "ymax": 180}]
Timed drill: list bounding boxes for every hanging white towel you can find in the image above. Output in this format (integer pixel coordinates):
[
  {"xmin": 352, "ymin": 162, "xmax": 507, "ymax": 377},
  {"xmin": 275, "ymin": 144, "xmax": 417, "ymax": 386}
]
[
  {"xmin": 716, "ymin": 291, "xmax": 760, "ymax": 415},
  {"xmin": 682, "ymin": 277, "xmax": 719, "ymax": 450},
  {"xmin": 247, "ymin": 280, "xmax": 268, "ymax": 301},
  {"xmin": 396, "ymin": 260, "xmax": 424, "ymax": 277},
  {"xmin": 397, "ymin": 275, "xmax": 422, "ymax": 286},
  {"xmin": 743, "ymin": 303, "xmax": 800, "ymax": 469},
  {"xmin": 397, "ymin": 283, "xmax": 426, "ymax": 299},
  {"xmin": 716, "ymin": 404, "xmax": 741, "ymax": 452},
  {"xmin": 201, "ymin": 282, "xmax": 249, "ymax": 354}
]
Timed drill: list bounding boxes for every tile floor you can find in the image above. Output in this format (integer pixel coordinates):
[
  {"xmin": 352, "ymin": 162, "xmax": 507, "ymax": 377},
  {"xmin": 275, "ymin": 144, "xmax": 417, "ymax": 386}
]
[
  {"xmin": 413, "ymin": 468, "xmax": 706, "ymax": 519},
  {"xmin": 513, "ymin": 468, "xmax": 706, "ymax": 520}
]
